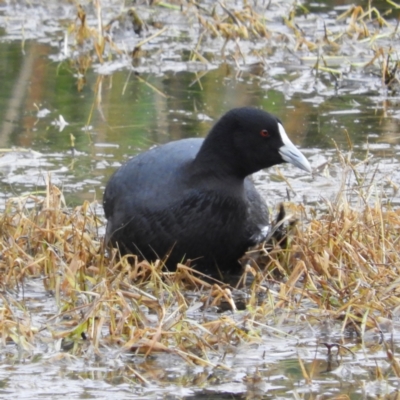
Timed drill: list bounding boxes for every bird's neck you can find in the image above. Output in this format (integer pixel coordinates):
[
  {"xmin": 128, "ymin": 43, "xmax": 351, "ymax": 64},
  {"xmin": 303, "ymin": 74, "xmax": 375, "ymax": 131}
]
[{"xmin": 192, "ymin": 120, "xmax": 248, "ymax": 180}]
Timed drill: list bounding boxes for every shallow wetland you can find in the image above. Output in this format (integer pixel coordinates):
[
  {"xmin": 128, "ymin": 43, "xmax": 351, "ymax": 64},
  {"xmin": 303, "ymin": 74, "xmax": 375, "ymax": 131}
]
[{"xmin": 0, "ymin": 0, "xmax": 400, "ymax": 398}]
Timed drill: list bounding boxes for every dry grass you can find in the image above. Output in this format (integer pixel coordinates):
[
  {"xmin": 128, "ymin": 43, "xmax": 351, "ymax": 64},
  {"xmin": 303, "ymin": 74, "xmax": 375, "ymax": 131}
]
[
  {"xmin": 63, "ymin": 1, "xmax": 400, "ymax": 92},
  {"xmin": 0, "ymin": 151, "xmax": 399, "ymax": 381}
]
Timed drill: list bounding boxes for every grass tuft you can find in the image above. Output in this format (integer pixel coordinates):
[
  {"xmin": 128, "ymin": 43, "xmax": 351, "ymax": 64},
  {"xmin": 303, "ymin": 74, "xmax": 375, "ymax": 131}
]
[{"xmin": 0, "ymin": 151, "xmax": 399, "ymax": 381}]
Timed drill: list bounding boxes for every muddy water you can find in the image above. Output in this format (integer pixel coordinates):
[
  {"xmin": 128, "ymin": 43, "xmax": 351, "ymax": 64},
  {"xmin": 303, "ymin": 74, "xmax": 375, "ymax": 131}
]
[{"xmin": 0, "ymin": 0, "xmax": 400, "ymax": 398}]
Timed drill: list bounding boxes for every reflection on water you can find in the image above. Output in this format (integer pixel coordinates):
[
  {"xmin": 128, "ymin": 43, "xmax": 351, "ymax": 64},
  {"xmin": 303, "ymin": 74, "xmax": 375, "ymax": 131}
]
[{"xmin": 0, "ymin": 40, "xmax": 398, "ymax": 209}]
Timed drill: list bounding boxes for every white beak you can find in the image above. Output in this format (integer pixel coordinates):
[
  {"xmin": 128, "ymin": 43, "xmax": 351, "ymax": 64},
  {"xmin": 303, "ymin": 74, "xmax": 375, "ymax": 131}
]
[{"xmin": 278, "ymin": 123, "xmax": 312, "ymax": 173}]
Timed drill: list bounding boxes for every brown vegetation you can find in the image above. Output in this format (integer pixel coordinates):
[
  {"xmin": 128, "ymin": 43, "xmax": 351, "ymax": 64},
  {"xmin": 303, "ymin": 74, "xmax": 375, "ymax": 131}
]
[{"xmin": 0, "ymin": 151, "xmax": 399, "ymax": 384}]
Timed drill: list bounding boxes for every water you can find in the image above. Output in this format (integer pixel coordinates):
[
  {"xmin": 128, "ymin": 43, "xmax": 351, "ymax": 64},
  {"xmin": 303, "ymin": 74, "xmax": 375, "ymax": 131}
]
[
  {"xmin": 0, "ymin": 0, "xmax": 400, "ymax": 398},
  {"xmin": 0, "ymin": 40, "xmax": 398, "ymax": 209},
  {"xmin": 0, "ymin": 0, "xmax": 398, "ymax": 210}
]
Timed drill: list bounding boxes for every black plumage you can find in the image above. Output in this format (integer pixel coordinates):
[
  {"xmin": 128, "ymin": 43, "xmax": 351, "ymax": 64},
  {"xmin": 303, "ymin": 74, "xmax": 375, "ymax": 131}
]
[{"xmin": 103, "ymin": 107, "xmax": 311, "ymax": 274}]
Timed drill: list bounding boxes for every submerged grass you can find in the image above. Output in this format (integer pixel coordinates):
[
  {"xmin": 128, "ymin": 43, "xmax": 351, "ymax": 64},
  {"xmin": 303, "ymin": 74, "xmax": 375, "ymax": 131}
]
[
  {"xmin": 58, "ymin": 0, "xmax": 400, "ymax": 93},
  {"xmin": 1, "ymin": 150, "xmax": 399, "ymax": 389}
]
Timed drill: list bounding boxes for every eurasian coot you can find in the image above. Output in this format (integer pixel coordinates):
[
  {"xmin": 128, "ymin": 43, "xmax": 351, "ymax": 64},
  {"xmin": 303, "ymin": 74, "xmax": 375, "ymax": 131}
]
[{"xmin": 103, "ymin": 107, "xmax": 311, "ymax": 275}]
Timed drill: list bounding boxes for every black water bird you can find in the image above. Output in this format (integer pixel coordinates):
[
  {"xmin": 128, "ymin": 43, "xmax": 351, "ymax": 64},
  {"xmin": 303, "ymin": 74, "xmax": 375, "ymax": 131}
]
[{"xmin": 103, "ymin": 107, "xmax": 311, "ymax": 275}]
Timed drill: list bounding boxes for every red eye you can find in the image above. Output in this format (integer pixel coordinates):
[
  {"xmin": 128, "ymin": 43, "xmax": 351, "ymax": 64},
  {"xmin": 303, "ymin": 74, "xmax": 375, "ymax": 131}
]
[{"xmin": 260, "ymin": 129, "xmax": 269, "ymax": 137}]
